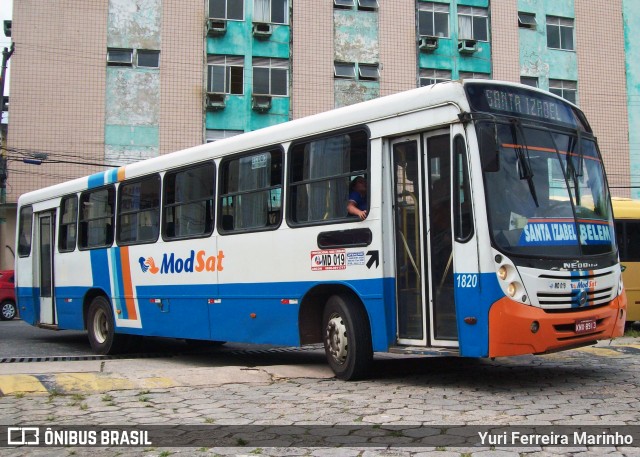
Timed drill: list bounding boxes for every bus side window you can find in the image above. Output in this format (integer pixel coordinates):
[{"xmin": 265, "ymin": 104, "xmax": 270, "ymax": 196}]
[
  {"xmin": 79, "ymin": 186, "xmax": 115, "ymax": 250},
  {"xmin": 288, "ymin": 129, "xmax": 369, "ymax": 224},
  {"xmin": 117, "ymin": 174, "xmax": 161, "ymax": 245},
  {"xmin": 163, "ymin": 162, "xmax": 215, "ymax": 240},
  {"xmin": 17, "ymin": 206, "xmax": 33, "ymax": 257},
  {"xmin": 219, "ymin": 149, "xmax": 283, "ymax": 232},
  {"xmin": 454, "ymin": 135, "xmax": 473, "ymax": 241},
  {"xmin": 59, "ymin": 195, "xmax": 78, "ymax": 252},
  {"xmin": 626, "ymin": 221, "xmax": 640, "ymax": 262}
]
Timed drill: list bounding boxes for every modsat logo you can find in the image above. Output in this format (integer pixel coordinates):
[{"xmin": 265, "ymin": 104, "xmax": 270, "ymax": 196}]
[{"xmin": 138, "ymin": 250, "xmax": 224, "ymax": 274}]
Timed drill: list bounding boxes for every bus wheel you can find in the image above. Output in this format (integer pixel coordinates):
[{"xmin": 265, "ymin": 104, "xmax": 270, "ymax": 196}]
[
  {"xmin": 322, "ymin": 294, "xmax": 372, "ymax": 381},
  {"xmin": 87, "ymin": 296, "xmax": 129, "ymax": 355}
]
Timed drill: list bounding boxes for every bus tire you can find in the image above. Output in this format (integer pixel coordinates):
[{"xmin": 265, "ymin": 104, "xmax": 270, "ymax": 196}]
[
  {"xmin": 87, "ymin": 296, "xmax": 129, "ymax": 355},
  {"xmin": 322, "ymin": 294, "xmax": 372, "ymax": 381}
]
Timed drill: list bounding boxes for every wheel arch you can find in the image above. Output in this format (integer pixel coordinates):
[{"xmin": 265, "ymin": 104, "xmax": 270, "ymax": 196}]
[
  {"xmin": 298, "ymin": 283, "xmax": 370, "ymax": 345},
  {"xmin": 82, "ymin": 288, "xmax": 110, "ymax": 330}
]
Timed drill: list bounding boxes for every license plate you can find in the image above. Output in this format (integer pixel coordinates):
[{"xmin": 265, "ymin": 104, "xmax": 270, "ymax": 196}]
[{"xmin": 575, "ymin": 318, "xmax": 597, "ymax": 334}]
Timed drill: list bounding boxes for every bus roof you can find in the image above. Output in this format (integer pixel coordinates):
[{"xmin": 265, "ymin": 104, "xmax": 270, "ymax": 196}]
[
  {"xmin": 16, "ymin": 79, "xmax": 566, "ymax": 207},
  {"xmin": 612, "ymin": 197, "xmax": 640, "ymax": 219}
]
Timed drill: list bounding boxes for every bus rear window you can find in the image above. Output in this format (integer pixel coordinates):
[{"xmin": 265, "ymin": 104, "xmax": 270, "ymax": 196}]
[
  {"xmin": 18, "ymin": 206, "xmax": 33, "ymax": 257},
  {"xmin": 288, "ymin": 129, "xmax": 369, "ymax": 224}
]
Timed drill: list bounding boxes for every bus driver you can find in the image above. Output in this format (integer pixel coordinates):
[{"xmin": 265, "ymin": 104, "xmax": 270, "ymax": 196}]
[{"xmin": 347, "ymin": 176, "xmax": 368, "ymax": 220}]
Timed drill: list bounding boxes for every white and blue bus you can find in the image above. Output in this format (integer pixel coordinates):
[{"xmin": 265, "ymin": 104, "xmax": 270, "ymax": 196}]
[{"xmin": 15, "ymin": 80, "xmax": 626, "ymax": 380}]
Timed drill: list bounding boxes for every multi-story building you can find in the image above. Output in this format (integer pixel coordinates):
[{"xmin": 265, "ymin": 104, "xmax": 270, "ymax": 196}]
[{"xmin": 0, "ymin": 0, "xmax": 635, "ymax": 269}]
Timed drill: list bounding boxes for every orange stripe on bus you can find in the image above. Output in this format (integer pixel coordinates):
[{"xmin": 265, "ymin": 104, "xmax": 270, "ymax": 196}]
[
  {"xmin": 117, "ymin": 167, "xmax": 126, "ymax": 182},
  {"xmin": 119, "ymin": 247, "xmax": 138, "ymax": 320}
]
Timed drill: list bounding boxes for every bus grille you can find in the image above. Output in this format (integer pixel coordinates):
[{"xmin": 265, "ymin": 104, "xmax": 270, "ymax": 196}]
[{"xmin": 536, "ymin": 271, "xmax": 615, "ymax": 310}]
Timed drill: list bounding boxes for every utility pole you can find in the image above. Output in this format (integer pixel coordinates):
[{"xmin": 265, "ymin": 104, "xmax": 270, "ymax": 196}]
[{"xmin": 0, "ymin": 42, "xmax": 15, "ymax": 205}]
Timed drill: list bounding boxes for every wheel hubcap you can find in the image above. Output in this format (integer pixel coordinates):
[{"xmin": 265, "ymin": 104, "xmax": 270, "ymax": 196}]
[
  {"xmin": 93, "ymin": 308, "xmax": 109, "ymax": 344},
  {"xmin": 2, "ymin": 303, "xmax": 15, "ymax": 319},
  {"xmin": 325, "ymin": 314, "xmax": 348, "ymax": 365}
]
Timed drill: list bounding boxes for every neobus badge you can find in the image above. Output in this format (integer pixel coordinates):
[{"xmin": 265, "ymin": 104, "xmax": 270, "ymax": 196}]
[{"xmin": 138, "ymin": 250, "xmax": 224, "ymax": 275}]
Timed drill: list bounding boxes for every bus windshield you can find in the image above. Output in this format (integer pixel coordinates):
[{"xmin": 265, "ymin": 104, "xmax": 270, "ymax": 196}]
[{"xmin": 477, "ymin": 120, "xmax": 616, "ymax": 257}]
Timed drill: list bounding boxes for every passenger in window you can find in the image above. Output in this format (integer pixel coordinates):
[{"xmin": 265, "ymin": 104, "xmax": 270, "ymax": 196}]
[{"xmin": 347, "ymin": 176, "xmax": 368, "ymax": 220}]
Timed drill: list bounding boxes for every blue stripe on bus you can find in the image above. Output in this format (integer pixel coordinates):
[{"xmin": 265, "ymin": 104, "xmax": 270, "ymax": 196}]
[
  {"xmin": 109, "ymin": 248, "xmax": 126, "ymax": 319},
  {"xmin": 49, "ymin": 278, "xmax": 394, "ymax": 350},
  {"xmin": 90, "ymin": 250, "xmax": 111, "ymax": 294},
  {"xmin": 454, "ymin": 273, "xmax": 504, "ymax": 358},
  {"xmin": 106, "ymin": 168, "xmax": 119, "ymax": 184},
  {"xmin": 87, "ymin": 172, "xmax": 105, "ymax": 189}
]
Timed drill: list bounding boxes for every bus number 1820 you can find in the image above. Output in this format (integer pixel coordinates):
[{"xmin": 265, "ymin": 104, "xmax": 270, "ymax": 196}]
[{"xmin": 456, "ymin": 274, "xmax": 478, "ymax": 288}]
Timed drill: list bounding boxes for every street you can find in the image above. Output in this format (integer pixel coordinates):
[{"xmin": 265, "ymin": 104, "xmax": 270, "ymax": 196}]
[{"xmin": 1, "ymin": 320, "xmax": 640, "ymax": 456}]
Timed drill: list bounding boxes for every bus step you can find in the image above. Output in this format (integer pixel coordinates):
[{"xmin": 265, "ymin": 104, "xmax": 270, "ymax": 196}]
[
  {"xmin": 37, "ymin": 324, "xmax": 60, "ymax": 331},
  {"xmin": 388, "ymin": 346, "xmax": 459, "ymax": 356}
]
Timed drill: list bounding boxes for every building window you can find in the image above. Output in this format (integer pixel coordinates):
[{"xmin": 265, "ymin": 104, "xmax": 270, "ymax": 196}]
[
  {"xmin": 518, "ymin": 12, "xmax": 536, "ymax": 29},
  {"xmin": 137, "ymin": 50, "xmax": 160, "ymax": 68},
  {"xmin": 163, "ymin": 163, "xmax": 215, "ymax": 240},
  {"xmin": 208, "ymin": 55, "xmax": 244, "ymax": 95},
  {"xmin": 547, "ymin": 16, "xmax": 574, "ymax": 51},
  {"xmin": 107, "ymin": 49, "xmax": 133, "ymax": 66},
  {"xmin": 334, "ymin": 0, "xmax": 354, "ymax": 8},
  {"xmin": 219, "ymin": 149, "xmax": 283, "ymax": 232},
  {"xmin": 117, "ymin": 175, "xmax": 161, "ymax": 246},
  {"xmin": 254, "ymin": 0, "xmax": 288, "ymax": 24},
  {"xmin": 520, "ymin": 76, "xmax": 538, "ymax": 87},
  {"xmin": 209, "ymin": 0, "xmax": 244, "ymax": 20},
  {"xmin": 458, "ymin": 6, "xmax": 488, "ymax": 42},
  {"xmin": 419, "ymin": 68, "xmax": 451, "ymax": 86},
  {"xmin": 334, "ymin": 62, "xmax": 356, "ymax": 79},
  {"xmin": 108, "ymin": 48, "xmax": 160, "ymax": 68},
  {"xmin": 357, "ymin": 0, "xmax": 378, "ymax": 11},
  {"xmin": 253, "ymin": 58, "xmax": 288, "ymax": 96},
  {"xmin": 418, "ymin": 2, "xmax": 449, "ymax": 38},
  {"xmin": 358, "ymin": 64, "xmax": 379, "ymax": 80},
  {"xmin": 549, "ymin": 79, "xmax": 577, "ymax": 104},
  {"xmin": 206, "ymin": 130, "xmax": 244, "ymax": 142},
  {"xmin": 459, "ymin": 71, "xmax": 490, "ymax": 80}
]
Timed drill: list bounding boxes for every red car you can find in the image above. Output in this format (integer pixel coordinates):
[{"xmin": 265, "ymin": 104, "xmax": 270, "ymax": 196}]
[{"xmin": 0, "ymin": 270, "xmax": 17, "ymax": 320}]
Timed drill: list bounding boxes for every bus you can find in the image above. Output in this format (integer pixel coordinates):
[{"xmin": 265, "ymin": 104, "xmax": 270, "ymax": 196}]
[
  {"xmin": 612, "ymin": 198, "xmax": 640, "ymax": 324},
  {"xmin": 15, "ymin": 80, "xmax": 626, "ymax": 380}
]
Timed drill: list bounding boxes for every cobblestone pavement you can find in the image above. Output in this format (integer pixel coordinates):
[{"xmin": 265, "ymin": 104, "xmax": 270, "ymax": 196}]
[{"xmin": 2, "ymin": 341, "xmax": 640, "ymax": 456}]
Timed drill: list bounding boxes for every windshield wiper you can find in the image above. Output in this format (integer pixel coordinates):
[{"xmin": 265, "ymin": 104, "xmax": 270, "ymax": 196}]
[
  {"xmin": 566, "ymin": 135, "xmax": 581, "ymax": 206},
  {"xmin": 509, "ymin": 119, "xmax": 539, "ymax": 208}
]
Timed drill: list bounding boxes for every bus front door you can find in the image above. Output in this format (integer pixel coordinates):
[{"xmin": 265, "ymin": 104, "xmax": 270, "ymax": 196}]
[
  {"xmin": 36, "ymin": 211, "xmax": 56, "ymax": 325},
  {"xmin": 391, "ymin": 132, "xmax": 458, "ymax": 348}
]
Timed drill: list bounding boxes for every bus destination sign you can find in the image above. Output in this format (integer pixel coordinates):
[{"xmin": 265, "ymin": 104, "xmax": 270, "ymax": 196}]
[{"xmin": 465, "ymin": 82, "xmax": 577, "ymax": 127}]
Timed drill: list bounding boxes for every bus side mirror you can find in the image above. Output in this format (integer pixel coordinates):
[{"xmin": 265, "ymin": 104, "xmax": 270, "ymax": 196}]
[{"xmin": 478, "ymin": 123, "xmax": 500, "ymax": 172}]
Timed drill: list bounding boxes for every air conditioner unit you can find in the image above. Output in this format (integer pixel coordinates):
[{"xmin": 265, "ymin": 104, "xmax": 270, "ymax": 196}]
[
  {"xmin": 252, "ymin": 95, "xmax": 272, "ymax": 113},
  {"xmin": 207, "ymin": 19, "xmax": 227, "ymax": 36},
  {"xmin": 419, "ymin": 36, "xmax": 438, "ymax": 52},
  {"xmin": 252, "ymin": 22, "xmax": 273, "ymax": 39},
  {"xmin": 458, "ymin": 39, "xmax": 477, "ymax": 54},
  {"xmin": 206, "ymin": 93, "xmax": 226, "ymax": 110}
]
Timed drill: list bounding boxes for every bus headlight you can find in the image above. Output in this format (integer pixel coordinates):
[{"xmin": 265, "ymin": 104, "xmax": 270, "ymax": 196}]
[
  {"xmin": 497, "ymin": 266, "xmax": 508, "ymax": 281},
  {"xmin": 507, "ymin": 282, "xmax": 517, "ymax": 297}
]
